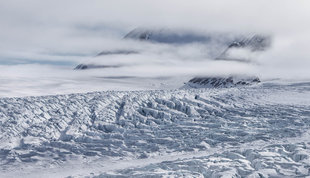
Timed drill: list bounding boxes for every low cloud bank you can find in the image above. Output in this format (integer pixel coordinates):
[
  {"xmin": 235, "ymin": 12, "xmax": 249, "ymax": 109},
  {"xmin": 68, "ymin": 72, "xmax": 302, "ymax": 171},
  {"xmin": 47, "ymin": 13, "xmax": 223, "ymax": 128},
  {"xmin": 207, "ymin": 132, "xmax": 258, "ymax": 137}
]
[{"xmin": 0, "ymin": 0, "xmax": 309, "ymax": 96}]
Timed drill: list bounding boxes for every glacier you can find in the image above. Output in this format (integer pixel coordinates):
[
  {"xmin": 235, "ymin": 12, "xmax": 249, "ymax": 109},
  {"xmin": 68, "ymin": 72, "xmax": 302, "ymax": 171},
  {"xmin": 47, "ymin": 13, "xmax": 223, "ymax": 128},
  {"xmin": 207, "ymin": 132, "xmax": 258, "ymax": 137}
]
[{"xmin": 0, "ymin": 81, "xmax": 310, "ymax": 177}]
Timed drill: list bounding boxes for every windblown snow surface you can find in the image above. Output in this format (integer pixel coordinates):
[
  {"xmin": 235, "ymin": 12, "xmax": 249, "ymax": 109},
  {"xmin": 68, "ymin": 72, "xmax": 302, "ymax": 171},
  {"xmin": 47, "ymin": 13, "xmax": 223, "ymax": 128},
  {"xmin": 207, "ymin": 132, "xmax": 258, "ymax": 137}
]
[{"xmin": 1, "ymin": 81, "xmax": 310, "ymax": 177}]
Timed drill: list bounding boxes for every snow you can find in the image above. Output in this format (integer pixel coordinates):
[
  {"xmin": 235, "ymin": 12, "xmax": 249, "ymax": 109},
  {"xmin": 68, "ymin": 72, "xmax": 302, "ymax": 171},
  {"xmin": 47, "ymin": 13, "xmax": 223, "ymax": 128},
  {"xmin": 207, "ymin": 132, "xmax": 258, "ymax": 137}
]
[{"xmin": 0, "ymin": 81, "xmax": 310, "ymax": 177}]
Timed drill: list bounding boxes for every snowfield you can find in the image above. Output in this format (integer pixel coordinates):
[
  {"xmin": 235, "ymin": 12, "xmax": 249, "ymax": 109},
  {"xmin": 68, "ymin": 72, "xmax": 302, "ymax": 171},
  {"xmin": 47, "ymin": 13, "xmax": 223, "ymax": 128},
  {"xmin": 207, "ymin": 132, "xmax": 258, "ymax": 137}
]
[{"xmin": 0, "ymin": 82, "xmax": 310, "ymax": 177}]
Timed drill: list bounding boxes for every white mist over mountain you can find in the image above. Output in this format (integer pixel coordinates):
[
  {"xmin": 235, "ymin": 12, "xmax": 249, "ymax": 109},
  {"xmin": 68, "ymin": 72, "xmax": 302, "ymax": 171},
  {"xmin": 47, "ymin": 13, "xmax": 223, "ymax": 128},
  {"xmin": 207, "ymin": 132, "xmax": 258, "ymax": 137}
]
[{"xmin": 0, "ymin": 0, "xmax": 310, "ymax": 96}]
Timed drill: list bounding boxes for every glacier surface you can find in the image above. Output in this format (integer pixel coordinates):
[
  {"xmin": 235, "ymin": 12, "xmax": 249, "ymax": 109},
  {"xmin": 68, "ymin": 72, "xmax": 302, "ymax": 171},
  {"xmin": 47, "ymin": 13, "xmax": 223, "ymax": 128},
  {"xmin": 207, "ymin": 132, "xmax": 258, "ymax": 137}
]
[{"xmin": 0, "ymin": 82, "xmax": 310, "ymax": 177}]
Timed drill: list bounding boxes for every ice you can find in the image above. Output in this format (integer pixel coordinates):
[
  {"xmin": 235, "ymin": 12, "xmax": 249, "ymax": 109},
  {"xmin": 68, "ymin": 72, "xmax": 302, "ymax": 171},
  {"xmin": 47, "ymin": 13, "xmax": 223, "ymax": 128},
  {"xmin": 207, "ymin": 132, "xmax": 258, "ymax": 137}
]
[{"xmin": 0, "ymin": 82, "xmax": 310, "ymax": 177}]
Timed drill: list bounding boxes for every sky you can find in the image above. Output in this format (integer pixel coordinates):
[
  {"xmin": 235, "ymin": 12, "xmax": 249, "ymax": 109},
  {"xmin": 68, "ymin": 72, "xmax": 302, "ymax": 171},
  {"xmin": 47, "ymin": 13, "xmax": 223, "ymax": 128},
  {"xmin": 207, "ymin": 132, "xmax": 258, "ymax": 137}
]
[{"xmin": 0, "ymin": 0, "xmax": 310, "ymax": 96}]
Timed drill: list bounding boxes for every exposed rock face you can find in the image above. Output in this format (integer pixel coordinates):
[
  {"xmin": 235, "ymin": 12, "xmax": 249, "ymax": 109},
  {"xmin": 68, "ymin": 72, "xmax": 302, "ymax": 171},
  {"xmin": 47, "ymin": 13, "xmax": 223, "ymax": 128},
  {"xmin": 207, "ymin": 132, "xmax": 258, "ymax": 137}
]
[
  {"xmin": 74, "ymin": 50, "xmax": 135, "ymax": 70},
  {"xmin": 216, "ymin": 35, "xmax": 271, "ymax": 61},
  {"xmin": 227, "ymin": 35, "xmax": 271, "ymax": 51},
  {"xmin": 96, "ymin": 50, "xmax": 138, "ymax": 56},
  {"xmin": 123, "ymin": 28, "xmax": 214, "ymax": 44},
  {"xmin": 74, "ymin": 64, "xmax": 120, "ymax": 70},
  {"xmin": 184, "ymin": 76, "xmax": 261, "ymax": 88}
]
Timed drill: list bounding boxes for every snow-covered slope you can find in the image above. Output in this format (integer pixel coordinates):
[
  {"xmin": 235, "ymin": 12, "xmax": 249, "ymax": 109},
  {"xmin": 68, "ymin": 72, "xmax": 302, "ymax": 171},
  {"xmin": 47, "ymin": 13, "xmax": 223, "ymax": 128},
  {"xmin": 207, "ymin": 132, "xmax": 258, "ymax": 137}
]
[{"xmin": 0, "ymin": 82, "xmax": 310, "ymax": 177}]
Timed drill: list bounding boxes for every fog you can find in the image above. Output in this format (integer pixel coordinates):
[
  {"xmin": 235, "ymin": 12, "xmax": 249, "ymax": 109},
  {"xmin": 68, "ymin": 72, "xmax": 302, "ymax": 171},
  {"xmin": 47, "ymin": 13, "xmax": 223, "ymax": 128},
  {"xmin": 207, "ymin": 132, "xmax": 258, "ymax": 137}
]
[{"xmin": 0, "ymin": 0, "xmax": 310, "ymax": 96}]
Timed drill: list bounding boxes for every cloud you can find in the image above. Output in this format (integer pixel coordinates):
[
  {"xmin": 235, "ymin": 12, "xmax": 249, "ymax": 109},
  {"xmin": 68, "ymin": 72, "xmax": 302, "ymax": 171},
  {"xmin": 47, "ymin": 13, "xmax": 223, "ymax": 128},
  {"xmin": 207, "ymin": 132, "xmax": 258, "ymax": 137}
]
[
  {"xmin": 257, "ymin": 34, "xmax": 310, "ymax": 80},
  {"xmin": 0, "ymin": 0, "xmax": 310, "ymax": 96}
]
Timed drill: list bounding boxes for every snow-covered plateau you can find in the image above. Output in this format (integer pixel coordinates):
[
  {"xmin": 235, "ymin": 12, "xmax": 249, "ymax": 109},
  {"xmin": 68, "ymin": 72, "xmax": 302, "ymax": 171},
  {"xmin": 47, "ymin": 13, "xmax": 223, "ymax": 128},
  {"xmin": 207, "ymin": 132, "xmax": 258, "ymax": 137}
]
[{"xmin": 0, "ymin": 81, "xmax": 310, "ymax": 177}]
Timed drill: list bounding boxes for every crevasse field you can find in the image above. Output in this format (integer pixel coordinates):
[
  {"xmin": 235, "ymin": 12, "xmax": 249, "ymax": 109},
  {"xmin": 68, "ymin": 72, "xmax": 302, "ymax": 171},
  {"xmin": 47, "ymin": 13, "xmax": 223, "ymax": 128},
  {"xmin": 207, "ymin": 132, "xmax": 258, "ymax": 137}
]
[{"xmin": 1, "ymin": 81, "xmax": 309, "ymax": 177}]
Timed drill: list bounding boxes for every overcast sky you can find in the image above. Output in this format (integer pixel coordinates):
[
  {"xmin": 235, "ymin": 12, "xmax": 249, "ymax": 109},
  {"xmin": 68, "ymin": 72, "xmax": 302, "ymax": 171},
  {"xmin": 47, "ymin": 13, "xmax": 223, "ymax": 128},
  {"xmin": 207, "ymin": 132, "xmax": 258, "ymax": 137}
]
[
  {"xmin": 1, "ymin": 0, "xmax": 310, "ymax": 62},
  {"xmin": 0, "ymin": 0, "xmax": 310, "ymax": 96}
]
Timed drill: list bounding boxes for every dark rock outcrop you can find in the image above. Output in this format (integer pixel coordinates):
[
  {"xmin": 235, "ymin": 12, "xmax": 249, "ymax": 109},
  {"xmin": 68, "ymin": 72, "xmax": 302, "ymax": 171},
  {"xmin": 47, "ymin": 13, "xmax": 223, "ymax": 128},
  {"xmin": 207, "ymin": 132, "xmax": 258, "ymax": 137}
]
[
  {"xmin": 74, "ymin": 64, "xmax": 121, "ymax": 70},
  {"xmin": 216, "ymin": 35, "xmax": 271, "ymax": 61},
  {"xmin": 183, "ymin": 76, "xmax": 260, "ymax": 88},
  {"xmin": 123, "ymin": 28, "xmax": 214, "ymax": 44},
  {"xmin": 96, "ymin": 50, "xmax": 138, "ymax": 56}
]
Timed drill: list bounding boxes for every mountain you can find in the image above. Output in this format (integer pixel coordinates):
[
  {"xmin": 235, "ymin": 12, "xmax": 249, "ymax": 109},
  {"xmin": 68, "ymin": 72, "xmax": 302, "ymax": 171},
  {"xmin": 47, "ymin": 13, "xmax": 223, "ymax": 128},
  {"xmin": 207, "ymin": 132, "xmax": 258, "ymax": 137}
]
[
  {"xmin": 74, "ymin": 63, "xmax": 121, "ymax": 70},
  {"xmin": 123, "ymin": 28, "xmax": 215, "ymax": 44},
  {"xmin": 74, "ymin": 29, "xmax": 271, "ymax": 70},
  {"xmin": 216, "ymin": 35, "xmax": 271, "ymax": 61},
  {"xmin": 96, "ymin": 50, "xmax": 138, "ymax": 56},
  {"xmin": 183, "ymin": 76, "xmax": 261, "ymax": 88},
  {"xmin": 123, "ymin": 28, "xmax": 271, "ymax": 53}
]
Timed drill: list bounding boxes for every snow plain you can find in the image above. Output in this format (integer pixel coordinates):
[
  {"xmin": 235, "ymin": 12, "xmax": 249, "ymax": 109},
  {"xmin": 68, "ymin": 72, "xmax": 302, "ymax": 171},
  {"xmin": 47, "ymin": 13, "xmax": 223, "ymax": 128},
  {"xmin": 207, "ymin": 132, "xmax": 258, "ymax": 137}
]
[{"xmin": 0, "ymin": 81, "xmax": 310, "ymax": 177}]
